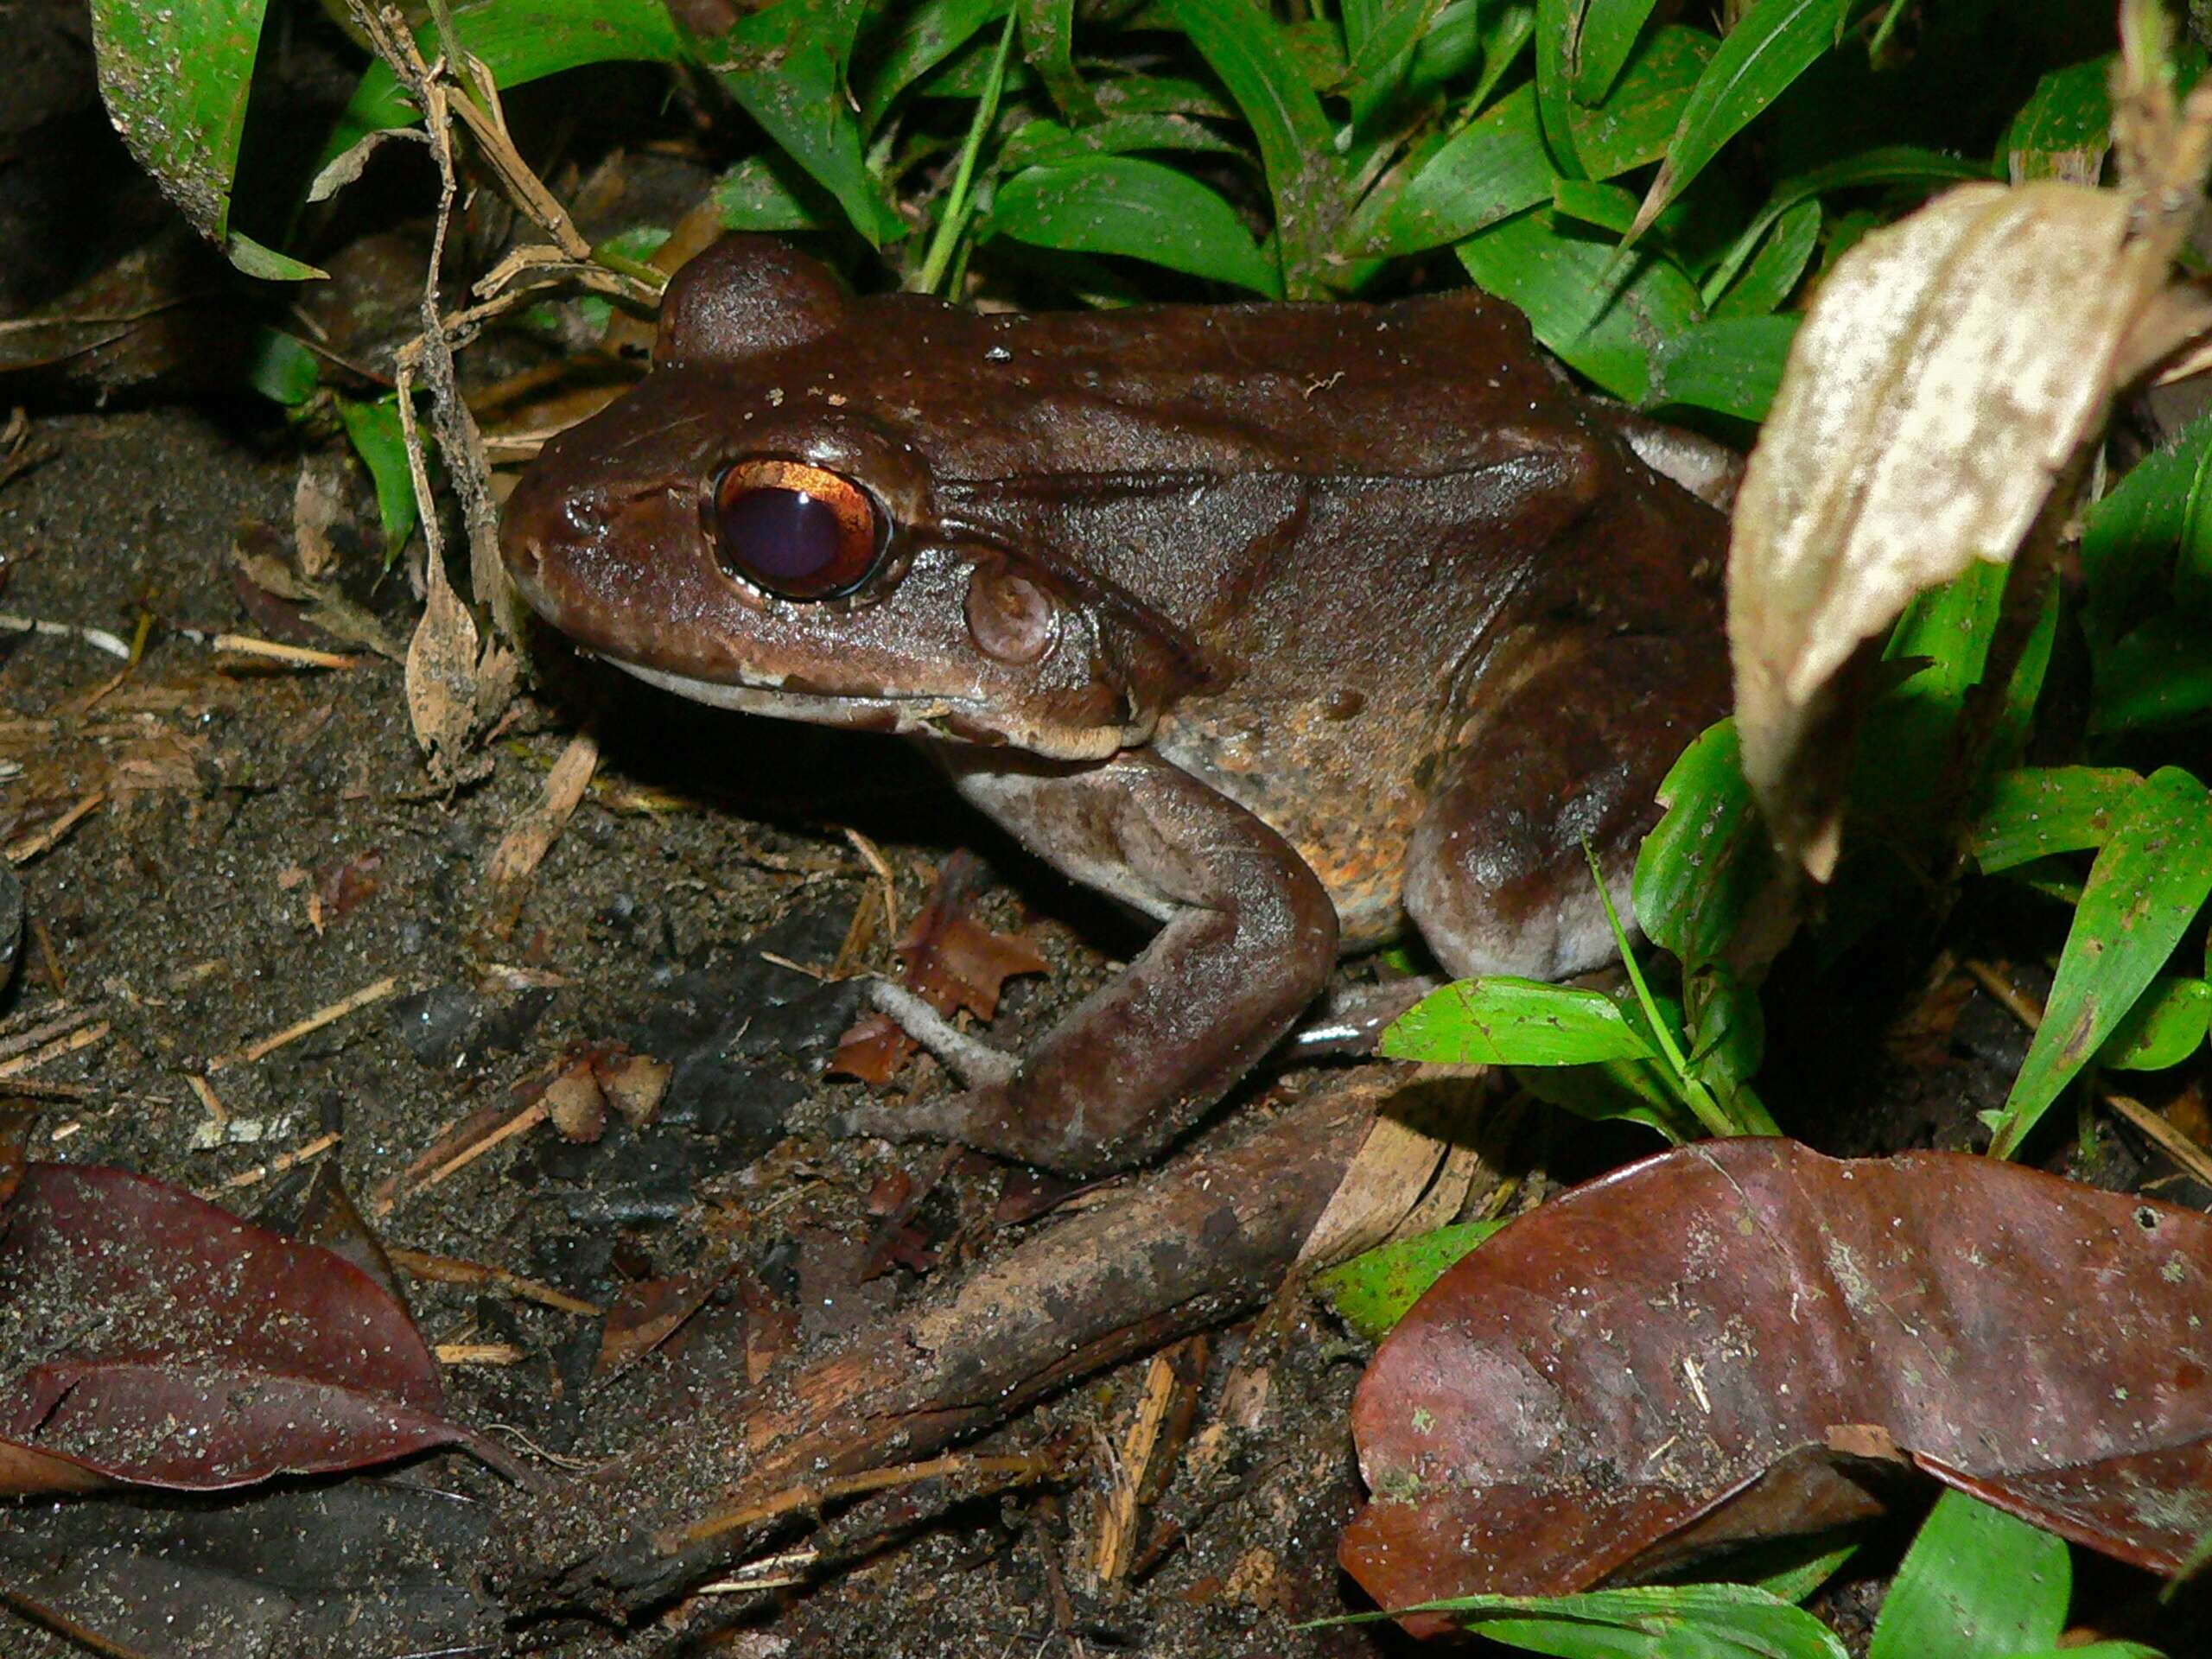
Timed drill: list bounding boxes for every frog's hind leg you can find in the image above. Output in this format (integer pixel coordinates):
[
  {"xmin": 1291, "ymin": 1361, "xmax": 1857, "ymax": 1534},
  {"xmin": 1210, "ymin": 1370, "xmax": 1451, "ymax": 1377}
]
[{"xmin": 1404, "ymin": 632, "xmax": 1726, "ymax": 981}]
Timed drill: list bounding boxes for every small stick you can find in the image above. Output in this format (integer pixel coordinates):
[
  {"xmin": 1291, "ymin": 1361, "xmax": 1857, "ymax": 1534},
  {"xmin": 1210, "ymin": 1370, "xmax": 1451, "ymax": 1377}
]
[
  {"xmin": 208, "ymin": 634, "xmax": 363, "ymax": 671},
  {"xmin": 185, "ymin": 1072, "xmax": 229, "ymax": 1131},
  {"xmin": 437, "ymin": 1341, "xmax": 529, "ymax": 1366},
  {"xmin": 672, "ymin": 1452, "xmax": 1058, "ymax": 1549},
  {"xmin": 216, "ymin": 1129, "xmax": 343, "ymax": 1192},
  {"xmin": 0, "ymin": 1003, "xmax": 106, "ymax": 1066},
  {"xmin": 5, "ymin": 790, "xmax": 105, "ymax": 866},
  {"xmin": 0, "ymin": 1020, "xmax": 108, "ymax": 1079},
  {"xmin": 390, "ymin": 1245, "xmax": 603, "ymax": 1316},
  {"xmin": 385, "ymin": 1099, "xmax": 550, "ymax": 1212},
  {"xmin": 1093, "ymin": 1346, "xmax": 1183, "ymax": 1583},
  {"xmin": 207, "ymin": 975, "xmax": 401, "ymax": 1071}
]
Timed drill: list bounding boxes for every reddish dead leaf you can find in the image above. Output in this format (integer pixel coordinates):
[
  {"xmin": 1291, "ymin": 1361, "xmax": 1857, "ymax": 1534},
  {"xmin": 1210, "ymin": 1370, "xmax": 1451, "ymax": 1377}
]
[
  {"xmin": 829, "ymin": 851, "xmax": 1047, "ymax": 1083},
  {"xmin": 593, "ymin": 1260, "xmax": 736, "ymax": 1381},
  {"xmin": 315, "ymin": 849, "xmax": 384, "ymax": 925},
  {"xmin": 1342, "ymin": 1138, "xmax": 2212, "ymax": 1629},
  {"xmin": 0, "ymin": 1164, "xmax": 505, "ymax": 1493}
]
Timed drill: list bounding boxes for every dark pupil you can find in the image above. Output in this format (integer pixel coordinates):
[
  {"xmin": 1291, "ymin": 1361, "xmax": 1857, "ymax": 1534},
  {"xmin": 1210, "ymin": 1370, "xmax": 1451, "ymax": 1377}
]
[{"xmin": 721, "ymin": 486, "xmax": 843, "ymax": 583}]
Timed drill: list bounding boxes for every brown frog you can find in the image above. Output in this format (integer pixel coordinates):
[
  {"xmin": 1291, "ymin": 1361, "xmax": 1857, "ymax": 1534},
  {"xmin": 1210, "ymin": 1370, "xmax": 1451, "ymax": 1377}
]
[{"xmin": 501, "ymin": 236, "xmax": 1731, "ymax": 1175}]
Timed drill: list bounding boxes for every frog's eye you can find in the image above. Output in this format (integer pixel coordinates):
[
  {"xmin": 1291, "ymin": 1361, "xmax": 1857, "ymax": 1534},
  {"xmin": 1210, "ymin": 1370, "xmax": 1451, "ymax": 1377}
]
[{"xmin": 711, "ymin": 460, "xmax": 887, "ymax": 600}]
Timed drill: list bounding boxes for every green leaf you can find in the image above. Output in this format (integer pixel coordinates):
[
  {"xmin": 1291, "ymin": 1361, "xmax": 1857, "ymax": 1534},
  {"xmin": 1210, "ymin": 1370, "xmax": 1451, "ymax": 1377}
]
[
  {"xmin": 1553, "ymin": 178, "xmax": 1638, "ymax": 232},
  {"xmin": 1991, "ymin": 767, "xmax": 2212, "ymax": 1159},
  {"xmin": 1382, "ymin": 979, "xmax": 1657, "ymax": 1067},
  {"xmin": 1313, "ymin": 1221, "xmax": 1504, "ymax": 1340},
  {"xmin": 1515, "ymin": 1055, "xmax": 1699, "ymax": 1142},
  {"xmin": 1018, "ymin": 0, "xmax": 1099, "ymax": 120},
  {"xmin": 1869, "ymin": 1491, "xmax": 2068, "ymax": 1659},
  {"xmin": 680, "ymin": 0, "xmax": 906, "ymax": 248},
  {"xmin": 244, "ymin": 327, "xmax": 321, "ymax": 408},
  {"xmin": 990, "ymin": 156, "xmax": 1282, "ymax": 295},
  {"xmin": 1347, "ymin": 82, "xmax": 1552, "ymax": 256},
  {"xmin": 1533, "ymin": 0, "xmax": 1588, "ymax": 179},
  {"xmin": 322, "ymin": 0, "xmax": 684, "ymax": 169},
  {"xmin": 856, "ymin": 0, "xmax": 1007, "ymax": 124},
  {"xmin": 1713, "ymin": 198, "xmax": 1819, "ymax": 315},
  {"xmin": 1633, "ymin": 721, "xmax": 1773, "ymax": 966},
  {"xmin": 1163, "ymin": 0, "xmax": 1342, "ymax": 294},
  {"xmin": 1648, "ymin": 314, "xmax": 1796, "ymax": 420},
  {"xmin": 1632, "ymin": 0, "xmax": 1859, "ymax": 239},
  {"xmin": 1000, "ymin": 113, "xmax": 1244, "ymax": 169},
  {"xmin": 712, "ymin": 154, "xmax": 834, "ymax": 232},
  {"xmin": 335, "ymin": 395, "xmax": 421, "ymax": 556},
  {"xmin": 226, "ymin": 233, "xmax": 326, "ymax": 283},
  {"xmin": 1363, "ymin": 1581, "xmax": 1849, "ymax": 1658},
  {"xmin": 2100, "ymin": 976, "xmax": 2212, "ymax": 1071},
  {"xmin": 1745, "ymin": 1535, "xmax": 1859, "ymax": 1606},
  {"xmin": 89, "ymin": 0, "xmax": 284, "ymax": 273},
  {"xmin": 2092, "ymin": 613, "xmax": 2212, "ymax": 734},
  {"xmin": 1685, "ymin": 963, "xmax": 1764, "ymax": 1095},
  {"xmin": 1700, "ymin": 144, "xmax": 1989, "ymax": 307},
  {"xmin": 1456, "ymin": 207, "xmax": 1703, "ymax": 403},
  {"xmin": 1569, "ymin": 24, "xmax": 1716, "ymax": 180},
  {"xmin": 2005, "ymin": 54, "xmax": 2113, "ymax": 182},
  {"xmin": 1343, "ymin": 0, "xmax": 1452, "ymax": 130},
  {"xmin": 1970, "ymin": 767, "xmax": 2143, "ymax": 874},
  {"xmin": 1571, "ymin": 0, "xmax": 1666, "ymax": 106}
]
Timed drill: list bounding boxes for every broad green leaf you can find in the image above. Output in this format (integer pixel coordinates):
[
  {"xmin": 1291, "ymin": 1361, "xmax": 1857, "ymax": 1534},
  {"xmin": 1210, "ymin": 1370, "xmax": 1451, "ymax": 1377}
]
[
  {"xmin": 1457, "ymin": 207, "xmax": 1703, "ymax": 405},
  {"xmin": 2005, "ymin": 54, "xmax": 2113, "ymax": 182},
  {"xmin": 857, "ymin": 0, "xmax": 1007, "ymax": 124},
  {"xmin": 1313, "ymin": 1221, "xmax": 1503, "ymax": 1340},
  {"xmin": 1970, "ymin": 767, "xmax": 2142, "ymax": 874},
  {"xmin": 1685, "ymin": 963, "xmax": 1764, "ymax": 1096},
  {"xmin": 1983, "ymin": 1647, "xmax": 2164, "ymax": 1659},
  {"xmin": 1423, "ymin": 0, "xmax": 1535, "ymax": 113},
  {"xmin": 1162, "ymin": 0, "xmax": 1341, "ymax": 294},
  {"xmin": 2092, "ymin": 614, "xmax": 2212, "ymax": 734},
  {"xmin": 1570, "ymin": 24, "xmax": 1716, "ymax": 180},
  {"xmin": 1746, "ymin": 1535, "xmax": 1859, "ymax": 1607},
  {"xmin": 713, "ymin": 154, "xmax": 834, "ymax": 232},
  {"xmin": 90, "ymin": 0, "xmax": 286, "ymax": 275},
  {"xmin": 1630, "ymin": 0, "xmax": 1859, "ymax": 240},
  {"xmin": 1571, "ymin": 0, "xmax": 1665, "ymax": 106},
  {"xmin": 226, "ymin": 233, "xmax": 326, "ymax": 282},
  {"xmin": 335, "ymin": 395, "xmax": 420, "ymax": 556},
  {"xmin": 1366, "ymin": 1581, "xmax": 1848, "ymax": 1658},
  {"xmin": 1868, "ymin": 1491, "xmax": 2067, "ymax": 1659},
  {"xmin": 1633, "ymin": 721, "xmax": 1772, "ymax": 966},
  {"xmin": 2100, "ymin": 976, "xmax": 2212, "ymax": 1071},
  {"xmin": 1553, "ymin": 178, "xmax": 1637, "ymax": 231},
  {"xmin": 1018, "ymin": 0, "xmax": 1099, "ymax": 120},
  {"xmin": 683, "ymin": 0, "xmax": 906, "ymax": 247},
  {"xmin": 1001, "ymin": 113, "xmax": 1244, "ymax": 169},
  {"xmin": 1991, "ymin": 767, "xmax": 2212, "ymax": 1159},
  {"xmin": 1713, "ymin": 198, "xmax": 1820, "ymax": 315},
  {"xmin": 1700, "ymin": 144, "xmax": 1989, "ymax": 306},
  {"xmin": 1094, "ymin": 73, "xmax": 1236, "ymax": 119},
  {"xmin": 1382, "ymin": 979, "xmax": 1656, "ymax": 1067},
  {"xmin": 1515, "ymin": 1058, "xmax": 1699, "ymax": 1143},
  {"xmin": 990, "ymin": 156, "xmax": 1282, "ymax": 295},
  {"xmin": 1346, "ymin": 82, "xmax": 1552, "ymax": 257},
  {"xmin": 1648, "ymin": 313, "xmax": 1796, "ymax": 419},
  {"xmin": 323, "ymin": 0, "xmax": 684, "ymax": 168}
]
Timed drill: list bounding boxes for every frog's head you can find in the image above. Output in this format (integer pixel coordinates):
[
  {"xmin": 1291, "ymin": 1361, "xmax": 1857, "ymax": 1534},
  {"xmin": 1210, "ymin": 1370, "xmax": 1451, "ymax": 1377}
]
[{"xmin": 500, "ymin": 236, "xmax": 1204, "ymax": 758}]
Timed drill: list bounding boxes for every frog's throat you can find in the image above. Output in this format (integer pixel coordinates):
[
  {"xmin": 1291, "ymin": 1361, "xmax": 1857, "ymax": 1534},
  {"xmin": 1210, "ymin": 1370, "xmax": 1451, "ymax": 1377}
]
[{"xmin": 603, "ymin": 656, "xmax": 1130, "ymax": 760}]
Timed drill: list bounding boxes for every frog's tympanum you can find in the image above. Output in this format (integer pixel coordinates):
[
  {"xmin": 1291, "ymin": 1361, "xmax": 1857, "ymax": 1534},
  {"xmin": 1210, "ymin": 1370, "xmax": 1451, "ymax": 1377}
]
[{"xmin": 502, "ymin": 236, "xmax": 1731, "ymax": 1174}]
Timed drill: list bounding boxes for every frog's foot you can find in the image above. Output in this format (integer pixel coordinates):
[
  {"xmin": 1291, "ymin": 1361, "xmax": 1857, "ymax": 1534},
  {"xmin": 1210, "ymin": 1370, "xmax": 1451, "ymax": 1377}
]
[{"xmin": 864, "ymin": 978, "xmax": 1020, "ymax": 1089}]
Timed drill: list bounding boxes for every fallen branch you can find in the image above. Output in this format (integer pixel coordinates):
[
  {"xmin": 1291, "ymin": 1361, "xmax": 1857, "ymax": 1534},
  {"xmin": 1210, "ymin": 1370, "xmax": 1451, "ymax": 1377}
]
[{"xmin": 493, "ymin": 1067, "xmax": 1392, "ymax": 1620}]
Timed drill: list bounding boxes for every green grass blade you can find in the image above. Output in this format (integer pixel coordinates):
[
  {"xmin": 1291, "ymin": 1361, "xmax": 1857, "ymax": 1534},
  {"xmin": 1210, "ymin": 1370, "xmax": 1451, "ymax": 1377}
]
[
  {"xmin": 1868, "ymin": 1491, "xmax": 2068, "ymax": 1659},
  {"xmin": 1569, "ymin": 22, "xmax": 1714, "ymax": 178},
  {"xmin": 1018, "ymin": 0, "xmax": 1100, "ymax": 120},
  {"xmin": 1346, "ymin": 82, "xmax": 1552, "ymax": 256},
  {"xmin": 1712, "ymin": 198, "xmax": 1820, "ymax": 316},
  {"xmin": 1990, "ymin": 766, "xmax": 2212, "ymax": 1158},
  {"xmin": 990, "ymin": 155, "xmax": 1283, "ymax": 294},
  {"xmin": 857, "ymin": 0, "xmax": 1009, "ymax": 124},
  {"xmin": 1345, "ymin": 1582, "xmax": 1848, "ymax": 1658},
  {"xmin": 1648, "ymin": 313, "xmax": 1796, "ymax": 419},
  {"xmin": 1970, "ymin": 767, "xmax": 2143, "ymax": 874},
  {"xmin": 1629, "ymin": 0, "xmax": 1858, "ymax": 242},
  {"xmin": 1571, "ymin": 0, "xmax": 1665, "ymax": 105},
  {"xmin": 1162, "ymin": 0, "xmax": 1342, "ymax": 294}
]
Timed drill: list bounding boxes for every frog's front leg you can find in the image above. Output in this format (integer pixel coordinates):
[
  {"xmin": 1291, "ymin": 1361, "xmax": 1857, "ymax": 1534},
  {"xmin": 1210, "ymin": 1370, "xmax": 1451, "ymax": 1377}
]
[{"xmin": 843, "ymin": 747, "xmax": 1339, "ymax": 1174}]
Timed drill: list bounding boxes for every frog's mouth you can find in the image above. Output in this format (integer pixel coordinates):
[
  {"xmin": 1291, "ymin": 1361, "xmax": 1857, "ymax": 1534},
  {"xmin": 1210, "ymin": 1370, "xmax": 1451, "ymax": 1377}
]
[{"xmin": 606, "ymin": 655, "xmax": 963, "ymax": 740}]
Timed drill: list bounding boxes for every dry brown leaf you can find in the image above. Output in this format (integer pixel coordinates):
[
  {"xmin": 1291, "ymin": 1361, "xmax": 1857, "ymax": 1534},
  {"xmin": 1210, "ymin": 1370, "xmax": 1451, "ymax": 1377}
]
[{"xmin": 1729, "ymin": 181, "xmax": 2158, "ymax": 878}]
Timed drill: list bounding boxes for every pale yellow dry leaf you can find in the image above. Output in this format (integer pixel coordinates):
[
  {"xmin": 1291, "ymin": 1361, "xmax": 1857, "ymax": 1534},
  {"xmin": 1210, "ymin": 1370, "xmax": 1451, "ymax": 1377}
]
[
  {"xmin": 404, "ymin": 554, "xmax": 487, "ymax": 785},
  {"xmin": 1730, "ymin": 180, "xmax": 2154, "ymax": 878}
]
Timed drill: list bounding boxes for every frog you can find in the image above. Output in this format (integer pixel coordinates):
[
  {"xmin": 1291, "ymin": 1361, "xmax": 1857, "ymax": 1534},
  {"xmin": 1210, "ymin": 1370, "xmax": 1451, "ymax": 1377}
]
[{"xmin": 500, "ymin": 234, "xmax": 1732, "ymax": 1176}]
